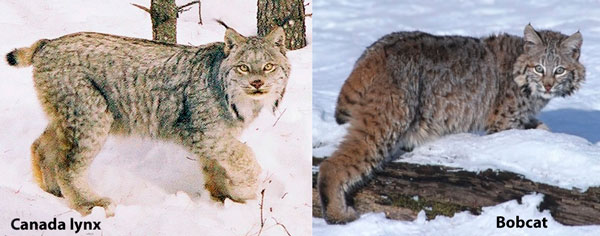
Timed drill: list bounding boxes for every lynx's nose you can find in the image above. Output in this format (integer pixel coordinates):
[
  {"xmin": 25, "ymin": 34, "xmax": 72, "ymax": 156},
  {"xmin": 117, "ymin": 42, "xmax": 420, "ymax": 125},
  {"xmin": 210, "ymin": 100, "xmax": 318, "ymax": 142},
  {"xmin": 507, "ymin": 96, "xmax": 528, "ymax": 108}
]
[
  {"xmin": 544, "ymin": 84, "xmax": 552, "ymax": 92},
  {"xmin": 250, "ymin": 80, "xmax": 264, "ymax": 89}
]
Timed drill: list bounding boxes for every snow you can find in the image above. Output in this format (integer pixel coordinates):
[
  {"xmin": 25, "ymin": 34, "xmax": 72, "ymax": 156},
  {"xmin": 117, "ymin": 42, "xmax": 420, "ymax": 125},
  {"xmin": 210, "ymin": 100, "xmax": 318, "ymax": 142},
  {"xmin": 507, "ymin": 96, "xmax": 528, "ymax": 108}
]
[
  {"xmin": 401, "ymin": 130, "xmax": 600, "ymax": 191},
  {"xmin": 0, "ymin": 0, "xmax": 311, "ymax": 235},
  {"xmin": 313, "ymin": 194, "xmax": 600, "ymax": 236},
  {"xmin": 313, "ymin": 0, "xmax": 600, "ymax": 235}
]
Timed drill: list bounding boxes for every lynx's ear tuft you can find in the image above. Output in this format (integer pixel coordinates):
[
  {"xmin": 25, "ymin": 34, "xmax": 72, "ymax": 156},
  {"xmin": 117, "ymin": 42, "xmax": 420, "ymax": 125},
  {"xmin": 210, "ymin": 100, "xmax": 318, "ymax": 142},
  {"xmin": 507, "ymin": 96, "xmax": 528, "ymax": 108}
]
[
  {"xmin": 523, "ymin": 24, "xmax": 543, "ymax": 51},
  {"xmin": 224, "ymin": 28, "xmax": 247, "ymax": 55},
  {"xmin": 561, "ymin": 31, "xmax": 583, "ymax": 60},
  {"xmin": 265, "ymin": 27, "xmax": 286, "ymax": 53}
]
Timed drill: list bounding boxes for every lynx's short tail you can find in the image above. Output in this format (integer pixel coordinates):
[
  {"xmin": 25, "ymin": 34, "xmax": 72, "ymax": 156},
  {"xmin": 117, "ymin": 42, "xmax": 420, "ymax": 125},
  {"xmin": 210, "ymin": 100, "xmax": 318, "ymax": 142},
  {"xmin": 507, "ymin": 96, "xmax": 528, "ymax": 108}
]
[
  {"xmin": 334, "ymin": 47, "xmax": 386, "ymax": 124},
  {"xmin": 6, "ymin": 39, "xmax": 48, "ymax": 67}
]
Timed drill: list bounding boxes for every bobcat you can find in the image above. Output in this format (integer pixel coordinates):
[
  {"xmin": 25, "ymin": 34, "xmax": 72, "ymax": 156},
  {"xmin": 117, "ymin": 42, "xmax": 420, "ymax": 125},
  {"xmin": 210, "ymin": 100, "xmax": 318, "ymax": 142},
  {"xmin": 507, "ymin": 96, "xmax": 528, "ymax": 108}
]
[
  {"xmin": 6, "ymin": 25, "xmax": 290, "ymax": 216},
  {"xmin": 318, "ymin": 24, "xmax": 585, "ymax": 224}
]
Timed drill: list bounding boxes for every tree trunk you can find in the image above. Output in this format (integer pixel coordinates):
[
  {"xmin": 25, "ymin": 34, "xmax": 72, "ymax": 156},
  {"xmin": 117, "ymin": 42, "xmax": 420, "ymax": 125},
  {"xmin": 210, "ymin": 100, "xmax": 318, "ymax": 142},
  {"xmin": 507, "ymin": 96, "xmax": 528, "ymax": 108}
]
[
  {"xmin": 151, "ymin": 0, "xmax": 177, "ymax": 44},
  {"xmin": 312, "ymin": 157, "xmax": 600, "ymax": 226},
  {"xmin": 257, "ymin": 0, "xmax": 307, "ymax": 50}
]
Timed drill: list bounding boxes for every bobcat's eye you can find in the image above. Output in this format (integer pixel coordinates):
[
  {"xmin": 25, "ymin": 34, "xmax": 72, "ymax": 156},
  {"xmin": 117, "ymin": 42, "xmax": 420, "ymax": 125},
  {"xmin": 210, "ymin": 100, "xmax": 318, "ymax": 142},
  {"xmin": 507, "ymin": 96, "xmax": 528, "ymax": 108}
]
[
  {"xmin": 555, "ymin": 66, "xmax": 565, "ymax": 75},
  {"xmin": 263, "ymin": 63, "xmax": 275, "ymax": 72},
  {"xmin": 534, "ymin": 65, "xmax": 544, "ymax": 74},
  {"xmin": 237, "ymin": 64, "xmax": 249, "ymax": 73}
]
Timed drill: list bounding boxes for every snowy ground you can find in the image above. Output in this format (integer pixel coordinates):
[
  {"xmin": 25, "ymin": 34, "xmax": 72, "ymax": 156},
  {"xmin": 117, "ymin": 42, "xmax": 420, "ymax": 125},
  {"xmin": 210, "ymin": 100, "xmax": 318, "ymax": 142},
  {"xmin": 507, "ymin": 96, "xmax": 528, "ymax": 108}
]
[
  {"xmin": 0, "ymin": 0, "xmax": 311, "ymax": 235},
  {"xmin": 313, "ymin": 0, "xmax": 600, "ymax": 235}
]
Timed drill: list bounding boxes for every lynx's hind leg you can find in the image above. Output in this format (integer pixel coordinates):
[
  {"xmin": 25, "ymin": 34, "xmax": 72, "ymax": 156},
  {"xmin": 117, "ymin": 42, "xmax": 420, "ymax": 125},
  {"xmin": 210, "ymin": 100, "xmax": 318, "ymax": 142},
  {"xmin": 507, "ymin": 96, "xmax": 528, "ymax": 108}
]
[
  {"xmin": 40, "ymin": 77, "xmax": 115, "ymax": 216},
  {"xmin": 319, "ymin": 78, "xmax": 415, "ymax": 224},
  {"xmin": 195, "ymin": 135, "xmax": 261, "ymax": 203},
  {"xmin": 31, "ymin": 123, "xmax": 63, "ymax": 197}
]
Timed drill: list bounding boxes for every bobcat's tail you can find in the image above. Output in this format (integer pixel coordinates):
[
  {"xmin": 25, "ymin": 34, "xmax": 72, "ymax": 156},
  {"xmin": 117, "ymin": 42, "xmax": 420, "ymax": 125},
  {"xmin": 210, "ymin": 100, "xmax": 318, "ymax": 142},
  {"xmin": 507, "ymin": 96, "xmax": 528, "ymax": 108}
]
[
  {"xmin": 6, "ymin": 39, "xmax": 49, "ymax": 67},
  {"xmin": 334, "ymin": 47, "xmax": 386, "ymax": 124}
]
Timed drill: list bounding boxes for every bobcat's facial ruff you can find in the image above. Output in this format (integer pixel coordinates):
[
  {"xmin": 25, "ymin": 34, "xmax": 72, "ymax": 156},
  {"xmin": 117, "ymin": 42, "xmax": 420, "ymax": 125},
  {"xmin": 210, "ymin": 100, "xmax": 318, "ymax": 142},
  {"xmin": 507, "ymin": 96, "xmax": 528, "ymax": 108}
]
[
  {"xmin": 7, "ymin": 27, "xmax": 290, "ymax": 216},
  {"xmin": 319, "ymin": 24, "xmax": 584, "ymax": 224}
]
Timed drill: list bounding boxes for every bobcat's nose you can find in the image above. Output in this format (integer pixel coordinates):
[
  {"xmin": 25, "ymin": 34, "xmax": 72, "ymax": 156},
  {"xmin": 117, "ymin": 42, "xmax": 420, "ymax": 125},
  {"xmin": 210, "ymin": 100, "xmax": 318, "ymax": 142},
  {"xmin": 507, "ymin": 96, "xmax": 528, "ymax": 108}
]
[
  {"xmin": 250, "ymin": 80, "xmax": 264, "ymax": 89},
  {"xmin": 544, "ymin": 84, "xmax": 552, "ymax": 92}
]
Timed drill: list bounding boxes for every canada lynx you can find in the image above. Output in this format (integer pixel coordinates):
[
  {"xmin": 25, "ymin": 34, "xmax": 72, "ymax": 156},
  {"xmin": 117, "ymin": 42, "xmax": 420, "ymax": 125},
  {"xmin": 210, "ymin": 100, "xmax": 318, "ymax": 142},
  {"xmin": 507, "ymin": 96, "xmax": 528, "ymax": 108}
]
[
  {"xmin": 318, "ymin": 24, "xmax": 585, "ymax": 224},
  {"xmin": 7, "ymin": 26, "xmax": 290, "ymax": 216}
]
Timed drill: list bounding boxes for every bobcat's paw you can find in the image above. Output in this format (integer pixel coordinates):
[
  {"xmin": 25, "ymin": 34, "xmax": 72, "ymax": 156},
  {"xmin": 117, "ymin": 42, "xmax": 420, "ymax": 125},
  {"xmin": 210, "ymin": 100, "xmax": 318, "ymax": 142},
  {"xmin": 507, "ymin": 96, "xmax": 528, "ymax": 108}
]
[
  {"xmin": 323, "ymin": 205, "xmax": 359, "ymax": 224},
  {"xmin": 536, "ymin": 123, "xmax": 550, "ymax": 131}
]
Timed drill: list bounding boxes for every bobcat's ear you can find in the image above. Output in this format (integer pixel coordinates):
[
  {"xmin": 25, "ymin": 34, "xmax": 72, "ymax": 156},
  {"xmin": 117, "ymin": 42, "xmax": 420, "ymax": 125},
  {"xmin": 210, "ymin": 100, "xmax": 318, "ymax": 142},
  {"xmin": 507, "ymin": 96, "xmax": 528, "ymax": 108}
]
[
  {"xmin": 561, "ymin": 31, "xmax": 583, "ymax": 60},
  {"xmin": 265, "ymin": 27, "xmax": 286, "ymax": 53},
  {"xmin": 224, "ymin": 28, "xmax": 247, "ymax": 55},
  {"xmin": 524, "ymin": 24, "xmax": 543, "ymax": 51}
]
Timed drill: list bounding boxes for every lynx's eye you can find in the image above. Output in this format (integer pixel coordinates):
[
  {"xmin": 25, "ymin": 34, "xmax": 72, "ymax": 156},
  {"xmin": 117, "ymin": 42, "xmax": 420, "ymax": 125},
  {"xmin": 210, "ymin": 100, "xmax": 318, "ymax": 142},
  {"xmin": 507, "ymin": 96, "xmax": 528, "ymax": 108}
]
[
  {"xmin": 263, "ymin": 63, "xmax": 275, "ymax": 72},
  {"xmin": 534, "ymin": 65, "xmax": 544, "ymax": 74},
  {"xmin": 555, "ymin": 66, "xmax": 565, "ymax": 75},
  {"xmin": 237, "ymin": 64, "xmax": 249, "ymax": 73}
]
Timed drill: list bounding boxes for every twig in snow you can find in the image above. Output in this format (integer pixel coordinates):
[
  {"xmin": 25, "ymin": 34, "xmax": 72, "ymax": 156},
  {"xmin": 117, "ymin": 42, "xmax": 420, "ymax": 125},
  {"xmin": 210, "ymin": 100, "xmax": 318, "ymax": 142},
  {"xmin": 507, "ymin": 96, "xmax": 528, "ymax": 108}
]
[
  {"xmin": 53, "ymin": 210, "xmax": 71, "ymax": 218},
  {"xmin": 281, "ymin": 192, "xmax": 288, "ymax": 199},
  {"xmin": 272, "ymin": 108, "xmax": 287, "ymax": 127},
  {"xmin": 14, "ymin": 184, "xmax": 23, "ymax": 194},
  {"xmin": 262, "ymin": 172, "xmax": 274, "ymax": 184},
  {"xmin": 272, "ymin": 217, "xmax": 292, "ymax": 236},
  {"xmin": 257, "ymin": 189, "xmax": 266, "ymax": 236}
]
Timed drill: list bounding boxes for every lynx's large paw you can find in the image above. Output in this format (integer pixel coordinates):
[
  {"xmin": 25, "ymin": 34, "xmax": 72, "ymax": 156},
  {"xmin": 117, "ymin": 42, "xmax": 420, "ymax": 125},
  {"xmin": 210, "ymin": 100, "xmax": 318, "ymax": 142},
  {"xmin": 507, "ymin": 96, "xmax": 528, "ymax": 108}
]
[
  {"xmin": 71, "ymin": 197, "xmax": 115, "ymax": 217},
  {"xmin": 221, "ymin": 146, "xmax": 262, "ymax": 202}
]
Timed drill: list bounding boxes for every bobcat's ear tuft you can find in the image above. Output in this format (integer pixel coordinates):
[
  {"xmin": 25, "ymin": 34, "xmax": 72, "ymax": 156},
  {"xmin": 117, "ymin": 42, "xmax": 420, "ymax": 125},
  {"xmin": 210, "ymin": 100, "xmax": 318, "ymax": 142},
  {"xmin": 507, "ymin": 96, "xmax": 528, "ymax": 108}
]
[
  {"xmin": 523, "ymin": 24, "xmax": 543, "ymax": 51},
  {"xmin": 224, "ymin": 28, "xmax": 247, "ymax": 55},
  {"xmin": 561, "ymin": 31, "xmax": 583, "ymax": 60},
  {"xmin": 265, "ymin": 27, "xmax": 286, "ymax": 53}
]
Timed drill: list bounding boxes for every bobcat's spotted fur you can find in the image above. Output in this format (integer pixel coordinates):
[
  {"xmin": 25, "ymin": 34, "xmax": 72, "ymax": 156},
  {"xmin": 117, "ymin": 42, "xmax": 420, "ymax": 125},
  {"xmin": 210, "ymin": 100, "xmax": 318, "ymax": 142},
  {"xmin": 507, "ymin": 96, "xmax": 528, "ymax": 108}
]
[{"xmin": 318, "ymin": 24, "xmax": 585, "ymax": 224}]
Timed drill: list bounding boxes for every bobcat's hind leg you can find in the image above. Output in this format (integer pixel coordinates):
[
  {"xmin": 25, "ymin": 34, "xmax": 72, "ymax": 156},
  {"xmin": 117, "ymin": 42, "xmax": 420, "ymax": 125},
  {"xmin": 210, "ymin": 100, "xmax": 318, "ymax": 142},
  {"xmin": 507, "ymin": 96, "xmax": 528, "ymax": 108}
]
[
  {"xmin": 318, "ymin": 83, "xmax": 413, "ymax": 224},
  {"xmin": 48, "ymin": 82, "xmax": 115, "ymax": 216},
  {"xmin": 194, "ymin": 135, "xmax": 261, "ymax": 203},
  {"xmin": 31, "ymin": 123, "xmax": 62, "ymax": 197}
]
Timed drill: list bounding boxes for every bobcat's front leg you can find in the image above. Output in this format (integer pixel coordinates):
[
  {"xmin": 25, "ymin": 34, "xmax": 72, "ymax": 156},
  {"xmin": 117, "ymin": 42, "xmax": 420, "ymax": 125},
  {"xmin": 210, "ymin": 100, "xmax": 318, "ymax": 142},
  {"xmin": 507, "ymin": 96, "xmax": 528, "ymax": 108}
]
[
  {"xmin": 524, "ymin": 118, "xmax": 550, "ymax": 131},
  {"xmin": 192, "ymin": 133, "xmax": 261, "ymax": 203}
]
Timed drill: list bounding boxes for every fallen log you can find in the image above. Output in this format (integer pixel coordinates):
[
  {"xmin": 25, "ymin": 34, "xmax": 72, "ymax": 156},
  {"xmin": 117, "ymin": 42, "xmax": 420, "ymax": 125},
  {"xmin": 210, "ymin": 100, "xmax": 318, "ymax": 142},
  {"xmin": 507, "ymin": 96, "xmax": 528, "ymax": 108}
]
[{"xmin": 312, "ymin": 157, "xmax": 600, "ymax": 225}]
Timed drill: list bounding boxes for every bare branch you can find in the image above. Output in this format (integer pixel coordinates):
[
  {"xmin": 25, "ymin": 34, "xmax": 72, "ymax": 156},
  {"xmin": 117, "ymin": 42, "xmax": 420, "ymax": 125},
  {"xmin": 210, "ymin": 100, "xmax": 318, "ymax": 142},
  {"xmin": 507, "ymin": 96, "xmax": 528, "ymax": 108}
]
[
  {"xmin": 131, "ymin": 3, "xmax": 150, "ymax": 13},
  {"xmin": 257, "ymin": 189, "xmax": 266, "ymax": 236},
  {"xmin": 179, "ymin": 6, "xmax": 193, "ymax": 13},
  {"xmin": 272, "ymin": 217, "xmax": 292, "ymax": 236},
  {"xmin": 272, "ymin": 108, "xmax": 287, "ymax": 127},
  {"xmin": 178, "ymin": 0, "xmax": 200, "ymax": 12}
]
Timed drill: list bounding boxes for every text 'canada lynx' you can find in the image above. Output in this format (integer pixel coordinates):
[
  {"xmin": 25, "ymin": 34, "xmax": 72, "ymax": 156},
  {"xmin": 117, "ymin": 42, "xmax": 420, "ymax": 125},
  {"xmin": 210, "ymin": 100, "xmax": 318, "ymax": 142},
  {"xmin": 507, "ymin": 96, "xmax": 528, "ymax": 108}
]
[
  {"xmin": 318, "ymin": 24, "xmax": 585, "ymax": 224},
  {"xmin": 6, "ymin": 26, "xmax": 290, "ymax": 216}
]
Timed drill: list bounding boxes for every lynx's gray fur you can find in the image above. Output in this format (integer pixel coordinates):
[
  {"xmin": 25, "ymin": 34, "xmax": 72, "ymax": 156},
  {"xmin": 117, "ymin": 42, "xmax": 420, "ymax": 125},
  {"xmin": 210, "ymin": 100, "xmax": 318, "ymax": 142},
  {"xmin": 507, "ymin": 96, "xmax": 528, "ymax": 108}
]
[
  {"xmin": 318, "ymin": 24, "xmax": 584, "ymax": 224},
  {"xmin": 7, "ymin": 26, "xmax": 290, "ymax": 216}
]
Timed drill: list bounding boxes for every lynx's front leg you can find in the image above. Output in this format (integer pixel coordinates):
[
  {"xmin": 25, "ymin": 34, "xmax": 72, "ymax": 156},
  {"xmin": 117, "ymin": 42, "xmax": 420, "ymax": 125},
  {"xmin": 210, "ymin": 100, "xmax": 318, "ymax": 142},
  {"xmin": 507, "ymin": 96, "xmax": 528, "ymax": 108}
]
[{"xmin": 191, "ymin": 132, "xmax": 261, "ymax": 202}]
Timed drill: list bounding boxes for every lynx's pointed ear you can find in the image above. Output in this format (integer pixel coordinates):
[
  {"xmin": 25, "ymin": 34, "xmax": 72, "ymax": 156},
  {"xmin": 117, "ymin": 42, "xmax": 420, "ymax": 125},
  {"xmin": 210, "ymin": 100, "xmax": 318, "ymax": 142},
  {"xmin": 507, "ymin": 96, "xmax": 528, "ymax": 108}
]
[
  {"xmin": 265, "ymin": 27, "xmax": 286, "ymax": 53},
  {"xmin": 561, "ymin": 31, "xmax": 583, "ymax": 60},
  {"xmin": 224, "ymin": 28, "xmax": 247, "ymax": 55},
  {"xmin": 524, "ymin": 24, "xmax": 543, "ymax": 51}
]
